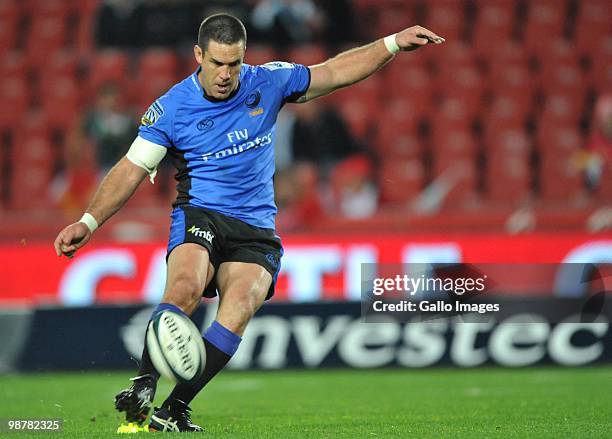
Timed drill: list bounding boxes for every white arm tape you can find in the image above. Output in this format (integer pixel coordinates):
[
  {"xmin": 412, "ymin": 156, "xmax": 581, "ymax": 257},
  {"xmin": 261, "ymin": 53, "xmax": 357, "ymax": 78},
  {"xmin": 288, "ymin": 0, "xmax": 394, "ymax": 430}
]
[
  {"xmin": 126, "ymin": 136, "xmax": 168, "ymax": 183},
  {"xmin": 384, "ymin": 34, "xmax": 400, "ymax": 54},
  {"xmin": 79, "ymin": 213, "xmax": 98, "ymax": 233}
]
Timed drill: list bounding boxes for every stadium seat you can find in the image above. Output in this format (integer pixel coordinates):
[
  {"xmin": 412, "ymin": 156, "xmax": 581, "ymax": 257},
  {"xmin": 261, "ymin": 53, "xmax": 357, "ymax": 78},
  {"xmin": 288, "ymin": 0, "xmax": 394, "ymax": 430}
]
[
  {"xmin": 545, "ymin": 39, "xmax": 581, "ymax": 64},
  {"xmin": 347, "ymin": 71, "xmax": 383, "ymax": 98},
  {"xmin": 375, "ymin": 5, "xmax": 416, "ymax": 38},
  {"xmin": 331, "ymin": 78, "xmax": 382, "ymax": 139},
  {"xmin": 334, "ymin": 94, "xmax": 379, "ymax": 140},
  {"xmin": 487, "ymin": 93, "xmax": 532, "ymax": 124},
  {"xmin": 431, "ymin": 156, "xmax": 478, "ymax": 206},
  {"xmin": 175, "ymin": 53, "xmax": 197, "ymax": 79},
  {"xmin": 588, "ymin": 37, "xmax": 612, "ymax": 90},
  {"xmin": 26, "ymin": 16, "xmax": 68, "ymax": 60},
  {"xmin": 87, "ymin": 50, "xmax": 129, "ymax": 91},
  {"xmin": 538, "ymin": 60, "xmax": 587, "ymax": 96},
  {"xmin": 137, "ymin": 49, "xmax": 179, "ymax": 81},
  {"xmin": 287, "ymin": 44, "xmax": 327, "ymax": 67},
  {"xmin": 384, "ymin": 64, "xmax": 433, "ymax": 113},
  {"xmin": 126, "ymin": 178, "xmax": 162, "ymax": 208},
  {"xmin": 132, "ymin": 74, "xmax": 175, "ymax": 112},
  {"xmin": 18, "ymin": 111, "xmax": 53, "ymax": 139},
  {"xmin": 10, "ymin": 134, "xmax": 55, "ymax": 209},
  {"xmin": 132, "ymin": 49, "xmax": 179, "ymax": 108},
  {"xmin": 536, "ymin": 126, "xmax": 582, "ymax": 157},
  {"xmin": 436, "ymin": 55, "xmax": 481, "ymax": 84},
  {"xmin": 538, "ymin": 94, "xmax": 584, "ymax": 129},
  {"xmin": 498, "ymin": 83, "xmax": 535, "ymax": 111},
  {"xmin": 374, "ymin": 95, "xmax": 425, "ymax": 156},
  {"xmin": 375, "ymin": 128, "xmax": 422, "ymax": 160},
  {"xmin": 486, "ymin": 41, "xmax": 529, "ymax": 67},
  {"xmin": 0, "ymin": 153, "xmax": 4, "ymax": 208},
  {"xmin": 483, "ymin": 96, "xmax": 530, "ymax": 152},
  {"xmin": 488, "ymin": 63, "xmax": 535, "ymax": 97},
  {"xmin": 23, "ymin": 0, "xmax": 73, "ymax": 18},
  {"xmin": 1, "ymin": 51, "xmax": 28, "ymax": 80},
  {"xmin": 485, "ymin": 128, "xmax": 531, "ymax": 157},
  {"xmin": 435, "ymin": 95, "xmax": 476, "ymax": 130},
  {"xmin": 472, "ymin": 0, "xmax": 516, "ymax": 55},
  {"xmin": 73, "ymin": 0, "xmax": 100, "ymax": 16},
  {"xmin": 434, "ymin": 41, "xmax": 475, "ymax": 72},
  {"xmin": 45, "ymin": 50, "xmax": 81, "ymax": 79},
  {"xmin": 539, "ymin": 149, "xmax": 584, "ymax": 201},
  {"xmin": 486, "ymin": 152, "xmax": 532, "ymax": 203},
  {"xmin": 437, "ymin": 66, "xmax": 484, "ymax": 112},
  {"xmin": 244, "ymin": 45, "xmax": 278, "ymax": 66},
  {"xmin": 10, "ymin": 163, "xmax": 54, "ymax": 209},
  {"xmin": 39, "ymin": 78, "xmax": 81, "ymax": 130},
  {"xmin": 0, "ymin": 78, "xmax": 29, "ymax": 129},
  {"xmin": 523, "ymin": 0, "xmax": 566, "ymax": 56},
  {"xmin": 378, "ymin": 158, "xmax": 424, "ymax": 205},
  {"xmin": 430, "ymin": 127, "xmax": 477, "ymax": 158},
  {"xmin": 425, "ymin": 0, "xmax": 465, "ymax": 42},
  {"xmin": 574, "ymin": 0, "xmax": 611, "ymax": 57},
  {"xmin": 0, "ymin": 17, "xmax": 18, "ymax": 53},
  {"xmin": 11, "ymin": 132, "xmax": 54, "ymax": 165},
  {"xmin": 0, "ymin": 0, "xmax": 19, "ymax": 21},
  {"xmin": 377, "ymin": 97, "xmax": 422, "ymax": 134},
  {"xmin": 328, "ymin": 155, "xmax": 374, "ymax": 204},
  {"xmin": 73, "ymin": 6, "xmax": 96, "ymax": 54}
]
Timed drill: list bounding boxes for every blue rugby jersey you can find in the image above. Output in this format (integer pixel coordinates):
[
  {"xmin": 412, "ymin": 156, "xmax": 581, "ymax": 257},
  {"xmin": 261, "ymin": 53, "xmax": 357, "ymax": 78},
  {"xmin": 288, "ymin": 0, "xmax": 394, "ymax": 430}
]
[{"xmin": 138, "ymin": 62, "xmax": 311, "ymax": 229}]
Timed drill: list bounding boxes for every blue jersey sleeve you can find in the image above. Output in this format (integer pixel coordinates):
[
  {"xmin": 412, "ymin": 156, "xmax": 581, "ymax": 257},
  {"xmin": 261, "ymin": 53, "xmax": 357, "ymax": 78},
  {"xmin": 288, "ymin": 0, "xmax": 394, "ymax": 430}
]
[
  {"xmin": 261, "ymin": 62, "xmax": 311, "ymax": 103},
  {"xmin": 138, "ymin": 97, "xmax": 174, "ymax": 147}
]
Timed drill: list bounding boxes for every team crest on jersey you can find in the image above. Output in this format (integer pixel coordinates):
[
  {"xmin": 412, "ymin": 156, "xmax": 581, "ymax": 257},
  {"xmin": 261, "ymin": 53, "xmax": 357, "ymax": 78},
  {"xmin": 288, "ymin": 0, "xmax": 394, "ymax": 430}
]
[
  {"xmin": 141, "ymin": 100, "xmax": 164, "ymax": 126},
  {"xmin": 245, "ymin": 91, "xmax": 263, "ymax": 117},
  {"xmin": 244, "ymin": 91, "xmax": 261, "ymax": 108},
  {"xmin": 197, "ymin": 118, "xmax": 214, "ymax": 131}
]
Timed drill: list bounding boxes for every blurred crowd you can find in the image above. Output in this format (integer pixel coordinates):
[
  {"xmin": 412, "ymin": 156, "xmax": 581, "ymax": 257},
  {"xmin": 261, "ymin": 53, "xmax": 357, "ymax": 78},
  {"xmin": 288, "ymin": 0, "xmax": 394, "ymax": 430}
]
[
  {"xmin": 0, "ymin": 0, "xmax": 610, "ymax": 234},
  {"xmin": 96, "ymin": 0, "xmax": 355, "ymax": 48}
]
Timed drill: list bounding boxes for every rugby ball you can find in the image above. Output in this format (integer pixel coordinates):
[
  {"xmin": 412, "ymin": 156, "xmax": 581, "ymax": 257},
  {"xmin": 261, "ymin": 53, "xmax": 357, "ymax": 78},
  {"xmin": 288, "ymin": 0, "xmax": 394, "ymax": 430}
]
[{"xmin": 146, "ymin": 310, "xmax": 206, "ymax": 385}]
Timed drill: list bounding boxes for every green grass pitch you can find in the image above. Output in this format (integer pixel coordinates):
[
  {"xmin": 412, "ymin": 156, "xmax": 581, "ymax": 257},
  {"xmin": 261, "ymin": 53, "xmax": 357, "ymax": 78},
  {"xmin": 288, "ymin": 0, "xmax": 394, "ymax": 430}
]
[{"xmin": 1, "ymin": 367, "xmax": 611, "ymax": 438}]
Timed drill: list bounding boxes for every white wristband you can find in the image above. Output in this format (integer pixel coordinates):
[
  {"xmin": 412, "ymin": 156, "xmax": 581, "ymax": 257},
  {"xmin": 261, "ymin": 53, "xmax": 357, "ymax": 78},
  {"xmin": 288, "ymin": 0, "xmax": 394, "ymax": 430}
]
[
  {"xmin": 79, "ymin": 213, "xmax": 98, "ymax": 233},
  {"xmin": 384, "ymin": 34, "xmax": 400, "ymax": 54}
]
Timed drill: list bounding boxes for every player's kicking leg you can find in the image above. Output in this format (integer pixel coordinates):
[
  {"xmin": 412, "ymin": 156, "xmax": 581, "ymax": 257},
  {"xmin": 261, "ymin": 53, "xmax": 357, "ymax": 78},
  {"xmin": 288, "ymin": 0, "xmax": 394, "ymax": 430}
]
[
  {"xmin": 149, "ymin": 261, "xmax": 271, "ymax": 433},
  {"xmin": 115, "ymin": 243, "xmax": 213, "ymax": 429}
]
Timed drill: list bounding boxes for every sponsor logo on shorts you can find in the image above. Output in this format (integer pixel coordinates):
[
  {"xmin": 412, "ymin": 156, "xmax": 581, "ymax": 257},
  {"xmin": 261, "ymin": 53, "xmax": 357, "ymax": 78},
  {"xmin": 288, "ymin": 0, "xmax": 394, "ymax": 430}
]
[
  {"xmin": 265, "ymin": 253, "xmax": 279, "ymax": 269},
  {"xmin": 187, "ymin": 225, "xmax": 214, "ymax": 243}
]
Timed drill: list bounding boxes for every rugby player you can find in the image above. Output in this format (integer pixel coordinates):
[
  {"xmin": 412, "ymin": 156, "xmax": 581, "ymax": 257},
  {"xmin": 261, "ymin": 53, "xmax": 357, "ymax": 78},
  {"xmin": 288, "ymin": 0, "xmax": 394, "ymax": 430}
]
[{"xmin": 53, "ymin": 13, "xmax": 443, "ymax": 432}]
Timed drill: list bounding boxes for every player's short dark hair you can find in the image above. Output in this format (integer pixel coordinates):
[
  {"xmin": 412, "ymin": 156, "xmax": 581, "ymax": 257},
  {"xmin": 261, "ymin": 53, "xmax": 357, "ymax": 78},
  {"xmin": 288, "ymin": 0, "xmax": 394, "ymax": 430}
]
[{"xmin": 198, "ymin": 13, "xmax": 247, "ymax": 51}]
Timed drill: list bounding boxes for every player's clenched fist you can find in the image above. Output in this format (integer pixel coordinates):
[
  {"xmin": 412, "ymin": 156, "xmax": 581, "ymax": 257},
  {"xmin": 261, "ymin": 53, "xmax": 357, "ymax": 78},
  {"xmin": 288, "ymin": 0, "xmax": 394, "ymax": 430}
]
[
  {"xmin": 395, "ymin": 25, "xmax": 445, "ymax": 51},
  {"xmin": 53, "ymin": 222, "xmax": 91, "ymax": 258}
]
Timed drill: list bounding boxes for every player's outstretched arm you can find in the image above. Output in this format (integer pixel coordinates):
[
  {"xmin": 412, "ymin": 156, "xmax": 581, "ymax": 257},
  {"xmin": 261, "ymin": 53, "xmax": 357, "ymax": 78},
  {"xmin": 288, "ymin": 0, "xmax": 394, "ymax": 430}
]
[
  {"xmin": 300, "ymin": 25, "xmax": 444, "ymax": 102},
  {"xmin": 53, "ymin": 157, "xmax": 148, "ymax": 258}
]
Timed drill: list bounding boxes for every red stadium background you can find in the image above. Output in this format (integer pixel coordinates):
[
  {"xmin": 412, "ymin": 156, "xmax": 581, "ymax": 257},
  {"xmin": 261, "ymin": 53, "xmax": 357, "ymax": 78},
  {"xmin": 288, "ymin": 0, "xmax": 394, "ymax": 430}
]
[
  {"xmin": 0, "ymin": 0, "xmax": 610, "ymax": 305},
  {"xmin": 0, "ymin": 0, "xmax": 610, "ymax": 374}
]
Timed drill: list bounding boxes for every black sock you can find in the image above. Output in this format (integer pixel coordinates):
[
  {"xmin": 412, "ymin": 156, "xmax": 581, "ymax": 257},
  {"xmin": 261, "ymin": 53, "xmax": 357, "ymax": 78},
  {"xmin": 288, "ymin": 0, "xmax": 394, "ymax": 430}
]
[
  {"xmin": 137, "ymin": 328, "xmax": 160, "ymax": 380},
  {"xmin": 163, "ymin": 338, "xmax": 232, "ymax": 406},
  {"xmin": 137, "ymin": 303, "xmax": 187, "ymax": 380}
]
